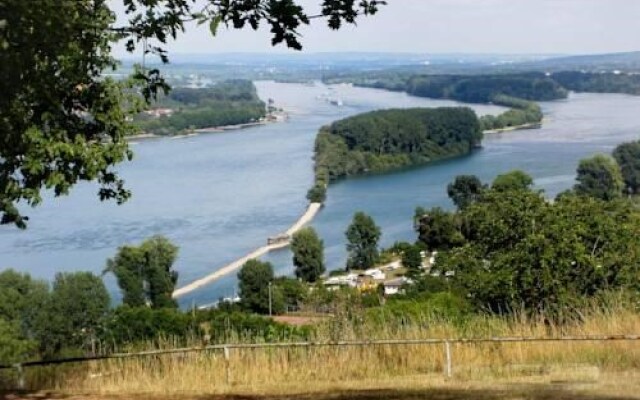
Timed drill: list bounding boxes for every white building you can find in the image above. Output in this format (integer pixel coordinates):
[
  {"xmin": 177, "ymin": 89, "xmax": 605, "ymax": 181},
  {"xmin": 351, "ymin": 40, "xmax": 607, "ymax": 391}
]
[
  {"xmin": 324, "ymin": 273, "xmax": 358, "ymax": 290},
  {"xmin": 429, "ymin": 251, "xmax": 438, "ymax": 266},
  {"xmin": 383, "ymin": 277, "xmax": 410, "ymax": 296},
  {"xmin": 364, "ymin": 268, "xmax": 386, "ymax": 282}
]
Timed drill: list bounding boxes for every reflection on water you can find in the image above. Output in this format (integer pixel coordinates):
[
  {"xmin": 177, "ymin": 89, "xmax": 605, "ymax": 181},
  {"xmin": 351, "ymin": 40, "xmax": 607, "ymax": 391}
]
[{"xmin": 1, "ymin": 82, "xmax": 640, "ymax": 306}]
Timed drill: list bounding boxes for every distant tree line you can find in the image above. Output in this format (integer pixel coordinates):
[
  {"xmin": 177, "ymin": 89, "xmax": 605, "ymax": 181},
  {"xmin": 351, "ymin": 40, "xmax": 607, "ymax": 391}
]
[
  {"xmin": 374, "ymin": 74, "xmax": 549, "ymax": 131},
  {"xmin": 404, "ymin": 73, "xmax": 568, "ymax": 103},
  {"xmin": 325, "ymin": 71, "xmax": 640, "ymax": 135},
  {"xmin": 168, "ymin": 80, "xmax": 262, "ymax": 104},
  {"xmin": 136, "ymin": 80, "xmax": 266, "ymax": 136},
  {"xmin": 552, "ymin": 71, "xmax": 640, "ymax": 96},
  {"xmin": 326, "ymin": 72, "xmax": 568, "ymax": 102},
  {"xmin": 328, "ymin": 70, "xmax": 640, "ymax": 100}
]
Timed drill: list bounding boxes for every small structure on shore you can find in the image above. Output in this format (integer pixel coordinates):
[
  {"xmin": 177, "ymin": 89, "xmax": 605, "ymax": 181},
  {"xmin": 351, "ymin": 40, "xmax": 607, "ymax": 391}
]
[
  {"xmin": 267, "ymin": 233, "xmax": 290, "ymax": 245},
  {"xmin": 266, "ymin": 112, "xmax": 288, "ymax": 122}
]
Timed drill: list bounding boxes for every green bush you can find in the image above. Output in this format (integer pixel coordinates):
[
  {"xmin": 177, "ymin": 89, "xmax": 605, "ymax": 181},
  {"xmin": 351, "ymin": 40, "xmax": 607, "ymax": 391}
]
[
  {"xmin": 205, "ymin": 311, "xmax": 312, "ymax": 343},
  {"xmin": 101, "ymin": 306, "xmax": 198, "ymax": 348}
]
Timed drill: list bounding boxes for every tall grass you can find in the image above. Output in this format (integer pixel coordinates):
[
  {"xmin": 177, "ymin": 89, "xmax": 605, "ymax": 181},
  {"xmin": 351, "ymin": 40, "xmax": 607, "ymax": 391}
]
[{"xmin": 14, "ymin": 302, "xmax": 640, "ymax": 395}]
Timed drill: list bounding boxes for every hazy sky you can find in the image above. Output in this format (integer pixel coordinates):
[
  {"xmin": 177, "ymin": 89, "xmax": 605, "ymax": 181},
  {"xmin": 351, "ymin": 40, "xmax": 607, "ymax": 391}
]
[{"xmin": 112, "ymin": 0, "xmax": 640, "ymax": 57}]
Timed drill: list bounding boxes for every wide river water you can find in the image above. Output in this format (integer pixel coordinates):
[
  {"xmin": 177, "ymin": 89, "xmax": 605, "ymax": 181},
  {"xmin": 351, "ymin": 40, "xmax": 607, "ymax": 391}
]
[{"xmin": 1, "ymin": 81, "xmax": 640, "ymax": 306}]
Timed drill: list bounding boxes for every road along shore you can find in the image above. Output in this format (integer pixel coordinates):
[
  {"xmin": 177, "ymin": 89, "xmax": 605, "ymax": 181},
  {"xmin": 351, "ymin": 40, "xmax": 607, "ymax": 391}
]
[{"xmin": 172, "ymin": 202, "xmax": 322, "ymax": 298}]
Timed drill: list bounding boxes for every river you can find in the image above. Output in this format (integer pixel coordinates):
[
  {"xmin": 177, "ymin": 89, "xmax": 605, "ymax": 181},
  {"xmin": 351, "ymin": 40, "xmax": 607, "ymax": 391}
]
[{"xmin": 1, "ymin": 81, "xmax": 639, "ymax": 307}]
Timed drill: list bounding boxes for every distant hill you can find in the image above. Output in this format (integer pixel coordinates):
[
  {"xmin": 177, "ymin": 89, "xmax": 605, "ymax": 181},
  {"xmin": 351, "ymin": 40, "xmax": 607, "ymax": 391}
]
[
  {"xmin": 115, "ymin": 51, "xmax": 640, "ymax": 86},
  {"xmin": 515, "ymin": 51, "xmax": 640, "ymax": 72}
]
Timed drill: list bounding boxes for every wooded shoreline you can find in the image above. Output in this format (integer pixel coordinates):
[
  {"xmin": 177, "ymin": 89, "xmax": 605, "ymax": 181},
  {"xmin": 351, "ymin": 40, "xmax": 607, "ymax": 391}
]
[{"xmin": 126, "ymin": 116, "xmax": 286, "ymax": 142}]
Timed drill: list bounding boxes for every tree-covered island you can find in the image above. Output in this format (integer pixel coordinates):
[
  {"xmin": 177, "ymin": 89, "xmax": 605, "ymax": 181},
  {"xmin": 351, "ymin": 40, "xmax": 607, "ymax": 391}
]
[
  {"xmin": 307, "ymin": 107, "xmax": 482, "ymax": 202},
  {"xmin": 134, "ymin": 80, "xmax": 268, "ymax": 136}
]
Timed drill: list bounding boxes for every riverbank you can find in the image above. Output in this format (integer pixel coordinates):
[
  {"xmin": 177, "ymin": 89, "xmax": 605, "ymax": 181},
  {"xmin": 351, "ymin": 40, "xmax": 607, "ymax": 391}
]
[
  {"xmin": 32, "ymin": 372, "xmax": 640, "ymax": 400},
  {"xmin": 172, "ymin": 202, "xmax": 322, "ymax": 298},
  {"xmin": 483, "ymin": 121, "xmax": 543, "ymax": 134},
  {"xmin": 127, "ymin": 112, "xmax": 288, "ymax": 142},
  {"xmin": 192, "ymin": 120, "xmax": 268, "ymax": 133}
]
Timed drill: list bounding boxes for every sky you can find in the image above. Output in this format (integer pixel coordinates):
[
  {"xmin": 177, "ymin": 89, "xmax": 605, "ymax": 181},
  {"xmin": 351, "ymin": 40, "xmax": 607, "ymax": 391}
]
[{"xmin": 111, "ymin": 0, "xmax": 640, "ymax": 57}]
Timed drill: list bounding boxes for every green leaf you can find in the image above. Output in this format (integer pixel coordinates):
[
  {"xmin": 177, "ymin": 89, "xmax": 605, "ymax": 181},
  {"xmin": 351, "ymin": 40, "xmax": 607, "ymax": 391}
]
[{"xmin": 209, "ymin": 16, "xmax": 222, "ymax": 37}]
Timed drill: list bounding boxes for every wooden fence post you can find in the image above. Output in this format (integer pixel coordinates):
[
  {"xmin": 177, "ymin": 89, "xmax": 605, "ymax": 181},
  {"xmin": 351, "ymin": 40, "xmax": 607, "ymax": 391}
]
[
  {"xmin": 13, "ymin": 363, "xmax": 24, "ymax": 390},
  {"xmin": 223, "ymin": 346, "xmax": 231, "ymax": 385},
  {"xmin": 444, "ymin": 341, "xmax": 452, "ymax": 379}
]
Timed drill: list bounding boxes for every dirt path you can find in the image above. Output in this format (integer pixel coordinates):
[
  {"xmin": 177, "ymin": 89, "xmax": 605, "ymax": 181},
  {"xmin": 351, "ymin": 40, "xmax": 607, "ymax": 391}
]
[{"xmin": 6, "ymin": 376, "xmax": 640, "ymax": 400}]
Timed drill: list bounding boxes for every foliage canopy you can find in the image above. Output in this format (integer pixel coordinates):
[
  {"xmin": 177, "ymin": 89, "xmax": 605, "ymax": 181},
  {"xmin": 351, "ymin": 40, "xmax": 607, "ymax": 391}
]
[
  {"xmin": 492, "ymin": 170, "xmax": 534, "ymax": 192},
  {"xmin": 613, "ymin": 140, "xmax": 640, "ymax": 195},
  {"xmin": 238, "ymin": 259, "xmax": 282, "ymax": 314},
  {"xmin": 0, "ymin": 0, "xmax": 384, "ymax": 227},
  {"xmin": 418, "ymin": 180, "xmax": 640, "ymax": 318},
  {"xmin": 105, "ymin": 235, "xmax": 179, "ymax": 309},
  {"xmin": 312, "ymin": 107, "xmax": 482, "ymax": 189},
  {"xmin": 447, "ymin": 175, "xmax": 486, "ymax": 210},
  {"xmin": 346, "ymin": 212, "xmax": 381, "ymax": 270},
  {"xmin": 291, "ymin": 227, "xmax": 326, "ymax": 283},
  {"xmin": 574, "ymin": 155, "xmax": 624, "ymax": 201}
]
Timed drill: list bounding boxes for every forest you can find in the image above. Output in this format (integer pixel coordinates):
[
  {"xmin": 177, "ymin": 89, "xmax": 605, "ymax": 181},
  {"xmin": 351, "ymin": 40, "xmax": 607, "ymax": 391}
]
[
  {"xmin": 552, "ymin": 71, "xmax": 640, "ymax": 95},
  {"xmin": 326, "ymin": 72, "xmax": 568, "ymax": 102},
  {"xmin": 135, "ymin": 80, "xmax": 266, "ymax": 136},
  {"xmin": 327, "ymin": 70, "xmax": 640, "ymax": 99},
  {"xmin": 404, "ymin": 73, "xmax": 568, "ymax": 103}
]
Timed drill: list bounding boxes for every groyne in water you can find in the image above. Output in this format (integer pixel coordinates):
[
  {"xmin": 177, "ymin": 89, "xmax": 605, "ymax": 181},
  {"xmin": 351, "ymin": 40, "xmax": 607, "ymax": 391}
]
[{"xmin": 172, "ymin": 202, "xmax": 322, "ymax": 298}]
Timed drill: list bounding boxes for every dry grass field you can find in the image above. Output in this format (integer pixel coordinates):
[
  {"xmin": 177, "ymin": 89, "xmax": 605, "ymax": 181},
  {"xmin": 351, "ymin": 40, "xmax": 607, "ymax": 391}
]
[{"xmin": 3, "ymin": 304, "xmax": 640, "ymax": 399}]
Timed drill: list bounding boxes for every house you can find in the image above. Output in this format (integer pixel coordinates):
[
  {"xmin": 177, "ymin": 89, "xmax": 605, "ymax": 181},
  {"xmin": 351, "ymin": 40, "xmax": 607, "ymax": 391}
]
[
  {"xmin": 324, "ymin": 273, "xmax": 358, "ymax": 290},
  {"xmin": 323, "ymin": 279, "xmax": 344, "ymax": 291},
  {"xmin": 383, "ymin": 277, "xmax": 410, "ymax": 296},
  {"xmin": 356, "ymin": 275, "xmax": 377, "ymax": 291},
  {"xmin": 363, "ymin": 268, "xmax": 386, "ymax": 282},
  {"xmin": 144, "ymin": 108, "xmax": 174, "ymax": 118}
]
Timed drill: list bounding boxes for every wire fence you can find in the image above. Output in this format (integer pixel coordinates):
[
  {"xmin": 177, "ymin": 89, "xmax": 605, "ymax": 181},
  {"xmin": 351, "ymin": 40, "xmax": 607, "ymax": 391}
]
[{"xmin": 2, "ymin": 334, "xmax": 639, "ymax": 390}]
